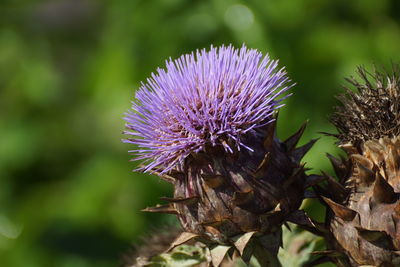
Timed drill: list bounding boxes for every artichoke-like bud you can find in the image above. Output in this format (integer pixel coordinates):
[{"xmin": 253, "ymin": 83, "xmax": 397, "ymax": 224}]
[
  {"xmin": 123, "ymin": 45, "xmax": 316, "ymax": 266},
  {"xmin": 321, "ymin": 66, "xmax": 400, "ymax": 266}
]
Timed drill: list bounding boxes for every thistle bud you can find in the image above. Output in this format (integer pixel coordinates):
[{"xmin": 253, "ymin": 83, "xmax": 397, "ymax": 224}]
[
  {"xmin": 123, "ymin": 45, "xmax": 315, "ymax": 265},
  {"xmin": 322, "ymin": 66, "xmax": 400, "ymax": 266}
]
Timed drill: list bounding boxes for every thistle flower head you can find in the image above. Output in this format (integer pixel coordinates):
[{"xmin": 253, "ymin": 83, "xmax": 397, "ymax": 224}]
[
  {"xmin": 124, "ymin": 45, "xmax": 292, "ymax": 173},
  {"xmin": 331, "ymin": 65, "xmax": 400, "ymax": 145}
]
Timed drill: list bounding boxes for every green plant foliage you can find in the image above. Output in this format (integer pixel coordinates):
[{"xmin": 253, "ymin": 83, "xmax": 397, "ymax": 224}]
[
  {"xmin": 135, "ymin": 224, "xmax": 325, "ymax": 267},
  {"xmin": 278, "ymin": 223, "xmax": 325, "ymax": 267},
  {"xmin": 147, "ymin": 244, "xmax": 209, "ymax": 267}
]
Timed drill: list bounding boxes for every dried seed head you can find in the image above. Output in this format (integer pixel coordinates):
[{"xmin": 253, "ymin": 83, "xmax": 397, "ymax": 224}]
[{"xmin": 331, "ymin": 65, "xmax": 400, "ymax": 145}]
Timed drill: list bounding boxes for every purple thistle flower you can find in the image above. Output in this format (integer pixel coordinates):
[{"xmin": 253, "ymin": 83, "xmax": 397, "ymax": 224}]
[{"xmin": 123, "ymin": 45, "xmax": 292, "ymax": 173}]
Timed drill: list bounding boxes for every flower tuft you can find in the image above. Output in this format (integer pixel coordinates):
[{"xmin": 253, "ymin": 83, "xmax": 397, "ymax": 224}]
[{"xmin": 124, "ymin": 45, "xmax": 292, "ymax": 173}]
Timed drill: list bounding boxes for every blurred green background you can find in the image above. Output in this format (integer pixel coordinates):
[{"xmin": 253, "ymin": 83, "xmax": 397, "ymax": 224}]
[{"xmin": 1, "ymin": 0, "xmax": 400, "ymax": 266}]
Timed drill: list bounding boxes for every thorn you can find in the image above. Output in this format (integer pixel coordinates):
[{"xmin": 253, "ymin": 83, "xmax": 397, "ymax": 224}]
[
  {"xmin": 373, "ymin": 173, "xmax": 397, "ymax": 204},
  {"xmin": 355, "ymin": 227, "xmax": 393, "ymax": 249},
  {"xmin": 201, "ymin": 174, "xmax": 225, "ymax": 189},
  {"xmin": 274, "ymin": 203, "xmax": 282, "ymax": 212},
  {"xmin": 284, "ymin": 120, "xmax": 308, "ymax": 151},
  {"xmin": 304, "ymin": 175, "xmax": 326, "ymax": 188},
  {"xmin": 210, "ymin": 245, "xmax": 231, "ymax": 267},
  {"xmin": 232, "ymin": 190, "xmax": 254, "ymax": 205},
  {"xmin": 232, "ymin": 231, "xmax": 256, "ymax": 256},
  {"xmin": 263, "ymin": 120, "xmax": 276, "ymax": 149},
  {"xmin": 166, "ymin": 232, "xmax": 198, "ymax": 252},
  {"xmin": 254, "ymin": 152, "xmax": 271, "ymax": 176},
  {"xmin": 160, "ymin": 196, "xmax": 199, "ymax": 205},
  {"xmin": 140, "ymin": 167, "xmax": 183, "ymax": 183},
  {"xmin": 355, "ymin": 162, "xmax": 375, "ymax": 186},
  {"xmin": 283, "ymin": 222, "xmax": 292, "ymax": 231},
  {"xmin": 286, "ymin": 210, "xmax": 327, "ymax": 236},
  {"xmin": 355, "ymin": 227, "xmax": 386, "ymax": 242},
  {"xmin": 321, "ymin": 196, "xmax": 357, "ymax": 221},
  {"xmin": 320, "ymin": 131, "xmax": 338, "ymax": 137},
  {"xmin": 141, "ymin": 204, "xmax": 178, "ymax": 215},
  {"xmin": 283, "ymin": 164, "xmax": 305, "ymax": 189},
  {"xmin": 322, "ymin": 171, "xmax": 347, "ymax": 200},
  {"xmin": 326, "ymin": 153, "xmax": 348, "ymax": 179},
  {"xmin": 293, "ymin": 138, "xmax": 318, "ymax": 162}
]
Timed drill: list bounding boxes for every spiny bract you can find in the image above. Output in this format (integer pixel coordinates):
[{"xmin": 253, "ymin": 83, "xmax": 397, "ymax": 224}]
[
  {"xmin": 124, "ymin": 45, "xmax": 316, "ymax": 266},
  {"xmin": 322, "ymin": 66, "xmax": 400, "ymax": 267}
]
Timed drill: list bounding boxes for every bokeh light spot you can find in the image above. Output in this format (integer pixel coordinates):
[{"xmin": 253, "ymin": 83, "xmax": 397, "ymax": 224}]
[{"xmin": 224, "ymin": 4, "xmax": 254, "ymax": 31}]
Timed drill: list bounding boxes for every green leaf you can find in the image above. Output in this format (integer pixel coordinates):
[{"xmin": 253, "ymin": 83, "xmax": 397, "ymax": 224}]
[
  {"xmin": 148, "ymin": 244, "xmax": 209, "ymax": 267},
  {"xmin": 278, "ymin": 223, "xmax": 325, "ymax": 267}
]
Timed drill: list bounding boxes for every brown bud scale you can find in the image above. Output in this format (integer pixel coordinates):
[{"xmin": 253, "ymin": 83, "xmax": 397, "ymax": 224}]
[
  {"xmin": 145, "ymin": 119, "xmax": 315, "ymax": 265},
  {"xmin": 324, "ymin": 138, "xmax": 400, "ymax": 267}
]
